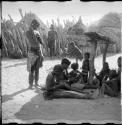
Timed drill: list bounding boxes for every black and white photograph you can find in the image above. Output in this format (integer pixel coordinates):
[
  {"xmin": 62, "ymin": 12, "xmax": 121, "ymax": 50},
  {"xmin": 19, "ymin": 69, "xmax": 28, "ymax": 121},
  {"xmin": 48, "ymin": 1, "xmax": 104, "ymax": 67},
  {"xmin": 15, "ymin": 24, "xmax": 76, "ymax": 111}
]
[{"xmin": 1, "ymin": 0, "xmax": 122, "ymax": 124}]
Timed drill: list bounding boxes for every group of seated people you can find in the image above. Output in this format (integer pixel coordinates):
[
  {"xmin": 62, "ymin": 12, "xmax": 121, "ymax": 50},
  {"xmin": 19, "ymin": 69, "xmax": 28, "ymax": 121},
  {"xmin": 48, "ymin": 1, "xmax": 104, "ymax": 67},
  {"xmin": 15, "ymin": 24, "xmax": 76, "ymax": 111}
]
[{"xmin": 42, "ymin": 52, "xmax": 121, "ymax": 100}]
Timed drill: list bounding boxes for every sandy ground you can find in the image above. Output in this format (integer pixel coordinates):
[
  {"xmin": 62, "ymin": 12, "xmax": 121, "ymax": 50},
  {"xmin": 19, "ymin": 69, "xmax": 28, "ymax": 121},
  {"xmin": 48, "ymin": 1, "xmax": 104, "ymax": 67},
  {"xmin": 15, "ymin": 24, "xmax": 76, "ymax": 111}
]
[{"xmin": 2, "ymin": 54, "xmax": 122, "ymax": 124}]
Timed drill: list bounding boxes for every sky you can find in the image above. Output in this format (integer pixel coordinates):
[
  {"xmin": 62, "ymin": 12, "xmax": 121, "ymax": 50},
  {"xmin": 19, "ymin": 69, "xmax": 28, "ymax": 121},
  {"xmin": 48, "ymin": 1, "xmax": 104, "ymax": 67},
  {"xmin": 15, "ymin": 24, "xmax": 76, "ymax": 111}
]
[{"xmin": 2, "ymin": 1, "xmax": 122, "ymax": 26}]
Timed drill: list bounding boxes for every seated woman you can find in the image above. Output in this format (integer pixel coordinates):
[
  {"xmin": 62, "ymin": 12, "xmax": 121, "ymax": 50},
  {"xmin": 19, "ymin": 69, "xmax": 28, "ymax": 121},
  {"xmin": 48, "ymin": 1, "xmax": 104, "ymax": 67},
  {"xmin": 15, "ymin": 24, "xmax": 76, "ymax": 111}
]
[
  {"xmin": 95, "ymin": 62, "xmax": 110, "ymax": 86},
  {"xmin": 82, "ymin": 62, "xmax": 110, "ymax": 90},
  {"xmin": 116, "ymin": 56, "xmax": 121, "ymax": 94},
  {"xmin": 89, "ymin": 62, "xmax": 110, "ymax": 88},
  {"xmin": 101, "ymin": 69, "xmax": 119, "ymax": 97},
  {"xmin": 101, "ymin": 57, "xmax": 121, "ymax": 97},
  {"xmin": 43, "ymin": 64, "xmax": 99, "ymax": 100}
]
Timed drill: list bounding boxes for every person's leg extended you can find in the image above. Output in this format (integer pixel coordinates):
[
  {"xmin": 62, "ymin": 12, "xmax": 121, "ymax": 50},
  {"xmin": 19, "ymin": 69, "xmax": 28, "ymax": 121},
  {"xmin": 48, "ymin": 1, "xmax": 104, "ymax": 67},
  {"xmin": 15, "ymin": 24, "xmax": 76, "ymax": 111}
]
[
  {"xmin": 103, "ymin": 83, "xmax": 115, "ymax": 97},
  {"xmin": 52, "ymin": 90, "xmax": 98, "ymax": 99}
]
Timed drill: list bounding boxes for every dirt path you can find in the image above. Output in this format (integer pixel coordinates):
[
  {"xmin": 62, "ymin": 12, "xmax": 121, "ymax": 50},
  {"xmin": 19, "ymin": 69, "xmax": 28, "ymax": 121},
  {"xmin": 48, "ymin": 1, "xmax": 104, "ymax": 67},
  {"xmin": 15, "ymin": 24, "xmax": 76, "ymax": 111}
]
[{"xmin": 2, "ymin": 54, "xmax": 122, "ymax": 124}]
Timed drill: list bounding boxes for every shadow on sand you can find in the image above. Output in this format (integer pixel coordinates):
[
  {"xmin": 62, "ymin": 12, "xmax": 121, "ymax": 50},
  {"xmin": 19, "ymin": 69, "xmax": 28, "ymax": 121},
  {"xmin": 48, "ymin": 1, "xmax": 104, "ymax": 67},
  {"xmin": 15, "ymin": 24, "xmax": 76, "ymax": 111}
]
[
  {"xmin": 2, "ymin": 88, "xmax": 29, "ymax": 103},
  {"xmin": 3, "ymin": 62, "xmax": 26, "ymax": 68},
  {"xmin": 14, "ymin": 88, "xmax": 121, "ymax": 123}
]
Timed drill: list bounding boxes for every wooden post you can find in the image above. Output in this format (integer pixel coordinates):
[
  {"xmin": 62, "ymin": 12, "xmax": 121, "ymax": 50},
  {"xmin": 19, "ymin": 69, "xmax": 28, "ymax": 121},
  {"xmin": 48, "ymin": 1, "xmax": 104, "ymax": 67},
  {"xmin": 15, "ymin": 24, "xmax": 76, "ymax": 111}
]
[
  {"xmin": 88, "ymin": 41, "xmax": 97, "ymax": 85},
  {"xmin": 76, "ymin": 58, "xmax": 78, "ymax": 64},
  {"xmin": 103, "ymin": 42, "xmax": 109, "ymax": 65}
]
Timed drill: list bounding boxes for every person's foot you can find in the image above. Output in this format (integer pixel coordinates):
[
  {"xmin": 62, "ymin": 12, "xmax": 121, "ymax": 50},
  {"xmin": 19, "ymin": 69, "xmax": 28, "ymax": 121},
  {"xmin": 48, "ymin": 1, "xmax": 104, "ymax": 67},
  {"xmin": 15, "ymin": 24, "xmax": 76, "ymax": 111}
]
[
  {"xmin": 40, "ymin": 86, "xmax": 46, "ymax": 91},
  {"xmin": 91, "ymin": 89, "xmax": 99, "ymax": 99},
  {"xmin": 43, "ymin": 92, "xmax": 53, "ymax": 100},
  {"xmin": 28, "ymin": 86, "xmax": 34, "ymax": 90},
  {"xmin": 44, "ymin": 96, "xmax": 53, "ymax": 100},
  {"xmin": 35, "ymin": 84, "xmax": 40, "ymax": 88}
]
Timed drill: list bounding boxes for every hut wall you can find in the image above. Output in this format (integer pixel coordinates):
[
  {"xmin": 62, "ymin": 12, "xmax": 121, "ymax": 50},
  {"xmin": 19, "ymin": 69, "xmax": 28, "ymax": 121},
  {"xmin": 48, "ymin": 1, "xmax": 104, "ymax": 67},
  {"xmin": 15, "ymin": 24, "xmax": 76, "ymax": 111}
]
[{"xmin": 80, "ymin": 46, "xmax": 92, "ymax": 55}]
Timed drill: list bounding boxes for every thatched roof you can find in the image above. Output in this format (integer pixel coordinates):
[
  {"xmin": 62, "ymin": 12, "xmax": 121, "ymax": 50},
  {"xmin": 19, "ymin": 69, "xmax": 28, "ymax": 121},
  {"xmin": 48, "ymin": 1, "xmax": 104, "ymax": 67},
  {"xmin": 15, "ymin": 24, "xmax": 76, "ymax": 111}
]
[
  {"xmin": 2, "ymin": 19, "xmax": 15, "ymax": 30},
  {"xmin": 84, "ymin": 32, "xmax": 115, "ymax": 44},
  {"xmin": 66, "ymin": 17, "xmax": 90, "ymax": 47},
  {"xmin": 16, "ymin": 12, "xmax": 48, "ymax": 34},
  {"xmin": 98, "ymin": 12, "xmax": 121, "ymax": 29},
  {"xmin": 67, "ymin": 16, "xmax": 86, "ymax": 35},
  {"xmin": 88, "ymin": 13, "xmax": 121, "ymax": 44}
]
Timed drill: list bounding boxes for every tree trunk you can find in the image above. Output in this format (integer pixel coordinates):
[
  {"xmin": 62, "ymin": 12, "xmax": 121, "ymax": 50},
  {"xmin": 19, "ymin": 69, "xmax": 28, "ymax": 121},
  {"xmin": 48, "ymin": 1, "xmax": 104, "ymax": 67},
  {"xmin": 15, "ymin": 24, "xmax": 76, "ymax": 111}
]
[
  {"xmin": 76, "ymin": 58, "xmax": 78, "ymax": 64},
  {"xmin": 88, "ymin": 42, "xmax": 97, "ymax": 85},
  {"xmin": 103, "ymin": 43, "xmax": 109, "ymax": 65}
]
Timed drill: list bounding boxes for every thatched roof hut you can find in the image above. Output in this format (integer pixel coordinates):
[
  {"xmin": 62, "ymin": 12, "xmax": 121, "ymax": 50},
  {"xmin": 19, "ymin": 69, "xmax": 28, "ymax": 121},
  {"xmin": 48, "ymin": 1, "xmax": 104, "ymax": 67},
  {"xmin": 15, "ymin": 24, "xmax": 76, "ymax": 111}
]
[
  {"xmin": 88, "ymin": 12, "xmax": 121, "ymax": 53},
  {"xmin": 67, "ymin": 16, "xmax": 86, "ymax": 35},
  {"xmin": 16, "ymin": 12, "xmax": 48, "ymax": 34},
  {"xmin": 84, "ymin": 32, "xmax": 115, "ymax": 45},
  {"xmin": 67, "ymin": 17, "xmax": 87, "ymax": 44}
]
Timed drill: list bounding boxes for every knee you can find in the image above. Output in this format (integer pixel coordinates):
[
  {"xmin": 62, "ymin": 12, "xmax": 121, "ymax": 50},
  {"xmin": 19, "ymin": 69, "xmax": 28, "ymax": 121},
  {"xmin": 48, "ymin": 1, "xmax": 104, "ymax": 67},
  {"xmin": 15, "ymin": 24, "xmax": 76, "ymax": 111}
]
[
  {"xmin": 29, "ymin": 72, "xmax": 34, "ymax": 77},
  {"xmin": 35, "ymin": 69, "xmax": 39, "ymax": 75}
]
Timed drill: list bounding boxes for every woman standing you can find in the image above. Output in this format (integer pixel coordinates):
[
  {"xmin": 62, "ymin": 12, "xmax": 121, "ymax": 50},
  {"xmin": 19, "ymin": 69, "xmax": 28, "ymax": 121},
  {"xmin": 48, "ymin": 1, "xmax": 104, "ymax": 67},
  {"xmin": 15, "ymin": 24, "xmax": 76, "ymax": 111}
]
[{"xmin": 26, "ymin": 19, "xmax": 44, "ymax": 89}]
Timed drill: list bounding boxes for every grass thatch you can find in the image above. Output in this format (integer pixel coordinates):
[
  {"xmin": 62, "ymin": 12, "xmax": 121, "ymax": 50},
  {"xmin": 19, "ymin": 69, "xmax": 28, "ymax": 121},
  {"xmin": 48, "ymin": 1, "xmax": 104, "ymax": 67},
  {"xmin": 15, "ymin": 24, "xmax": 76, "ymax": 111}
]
[{"xmin": 2, "ymin": 10, "xmax": 121, "ymax": 59}]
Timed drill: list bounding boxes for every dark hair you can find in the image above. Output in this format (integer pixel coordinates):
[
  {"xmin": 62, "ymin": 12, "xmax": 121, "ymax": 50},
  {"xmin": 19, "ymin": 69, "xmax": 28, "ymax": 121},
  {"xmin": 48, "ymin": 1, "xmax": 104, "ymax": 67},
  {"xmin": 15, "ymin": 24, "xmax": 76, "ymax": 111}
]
[
  {"xmin": 103, "ymin": 62, "xmax": 109, "ymax": 67},
  {"xmin": 118, "ymin": 56, "xmax": 122, "ymax": 62},
  {"xmin": 31, "ymin": 19, "xmax": 40, "ymax": 28},
  {"xmin": 84, "ymin": 52, "xmax": 90, "ymax": 58},
  {"xmin": 109, "ymin": 70, "xmax": 117, "ymax": 78},
  {"xmin": 50, "ymin": 24, "xmax": 54, "ymax": 29},
  {"xmin": 71, "ymin": 63, "xmax": 79, "ymax": 70},
  {"xmin": 61, "ymin": 58, "xmax": 71, "ymax": 65},
  {"xmin": 53, "ymin": 64, "xmax": 63, "ymax": 74}
]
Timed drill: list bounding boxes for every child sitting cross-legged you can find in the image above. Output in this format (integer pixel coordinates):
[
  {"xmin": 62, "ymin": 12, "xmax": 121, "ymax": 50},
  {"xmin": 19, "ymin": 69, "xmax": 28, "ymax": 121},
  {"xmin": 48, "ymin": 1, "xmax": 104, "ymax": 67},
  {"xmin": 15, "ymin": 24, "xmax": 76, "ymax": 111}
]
[{"xmin": 68, "ymin": 63, "xmax": 85, "ymax": 92}]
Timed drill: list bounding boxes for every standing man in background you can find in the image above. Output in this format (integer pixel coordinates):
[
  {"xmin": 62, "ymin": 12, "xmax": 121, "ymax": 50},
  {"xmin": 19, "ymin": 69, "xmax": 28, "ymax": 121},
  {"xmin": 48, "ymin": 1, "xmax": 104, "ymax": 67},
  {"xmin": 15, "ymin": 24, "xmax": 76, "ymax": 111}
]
[
  {"xmin": 47, "ymin": 24, "xmax": 58, "ymax": 59},
  {"xmin": 26, "ymin": 19, "xmax": 44, "ymax": 89}
]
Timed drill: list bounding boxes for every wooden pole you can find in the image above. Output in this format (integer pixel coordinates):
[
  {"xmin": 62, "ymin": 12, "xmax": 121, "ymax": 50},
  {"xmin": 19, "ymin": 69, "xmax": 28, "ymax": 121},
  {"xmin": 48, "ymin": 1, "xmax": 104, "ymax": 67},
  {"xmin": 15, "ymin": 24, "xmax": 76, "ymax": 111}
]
[
  {"xmin": 102, "ymin": 43, "xmax": 109, "ymax": 65},
  {"xmin": 88, "ymin": 41, "xmax": 97, "ymax": 85}
]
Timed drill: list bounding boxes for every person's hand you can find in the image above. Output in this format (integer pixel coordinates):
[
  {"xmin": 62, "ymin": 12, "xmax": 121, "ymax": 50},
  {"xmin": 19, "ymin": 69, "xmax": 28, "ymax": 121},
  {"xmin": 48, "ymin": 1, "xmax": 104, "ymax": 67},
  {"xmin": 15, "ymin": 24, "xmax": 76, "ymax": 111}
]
[
  {"xmin": 59, "ymin": 81, "xmax": 66, "ymax": 86},
  {"xmin": 93, "ymin": 69, "xmax": 96, "ymax": 74},
  {"xmin": 64, "ymin": 83, "xmax": 71, "ymax": 89}
]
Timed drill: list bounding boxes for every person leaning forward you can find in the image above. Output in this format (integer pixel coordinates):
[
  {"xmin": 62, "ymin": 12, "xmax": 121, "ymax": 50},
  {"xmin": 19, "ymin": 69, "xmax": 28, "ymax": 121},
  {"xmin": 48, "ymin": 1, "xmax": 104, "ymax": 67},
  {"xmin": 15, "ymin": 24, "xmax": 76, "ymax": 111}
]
[
  {"xmin": 43, "ymin": 64, "xmax": 99, "ymax": 100},
  {"xmin": 26, "ymin": 19, "xmax": 44, "ymax": 89}
]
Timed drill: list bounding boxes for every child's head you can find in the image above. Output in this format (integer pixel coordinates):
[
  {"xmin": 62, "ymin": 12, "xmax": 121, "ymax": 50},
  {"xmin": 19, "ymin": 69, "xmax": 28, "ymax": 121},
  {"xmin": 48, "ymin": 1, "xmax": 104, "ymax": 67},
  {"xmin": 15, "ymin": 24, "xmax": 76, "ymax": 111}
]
[
  {"xmin": 71, "ymin": 63, "xmax": 79, "ymax": 70},
  {"xmin": 109, "ymin": 70, "xmax": 117, "ymax": 79},
  {"xmin": 61, "ymin": 58, "xmax": 71, "ymax": 70},
  {"xmin": 84, "ymin": 52, "xmax": 90, "ymax": 60},
  {"xmin": 103, "ymin": 62, "xmax": 109, "ymax": 70},
  {"xmin": 117, "ymin": 56, "xmax": 122, "ymax": 68},
  {"xmin": 53, "ymin": 64, "xmax": 63, "ymax": 76}
]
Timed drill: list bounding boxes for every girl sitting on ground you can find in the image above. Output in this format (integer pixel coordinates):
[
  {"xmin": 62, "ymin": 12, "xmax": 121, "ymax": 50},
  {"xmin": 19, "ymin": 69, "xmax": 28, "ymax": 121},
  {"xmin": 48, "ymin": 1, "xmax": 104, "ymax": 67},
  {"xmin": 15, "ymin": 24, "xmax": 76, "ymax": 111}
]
[
  {"xmin": 68, "ymin": 63, "xmax": 81, "ymax": 84},
  {"xmin": 101, "ymin": 69, "xmax": 119, "ymax": 97},
  {"xmin": 101, "ymin": 57, "xmax": 121, "ymax": 97},
  {"xmin": 67, "ymin": 63, "xmax": 85, "ymax": 92},
  {"xmin": 82, "ymin": 62, "xmax": 110, "ymax": 90},
  {"xmin": 116, "ymin": 56, "xmax": 121, "ymax": 94},
  {"xmin": 92, "ymin": 62, "xmax": 110, "ymax": 87}
]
